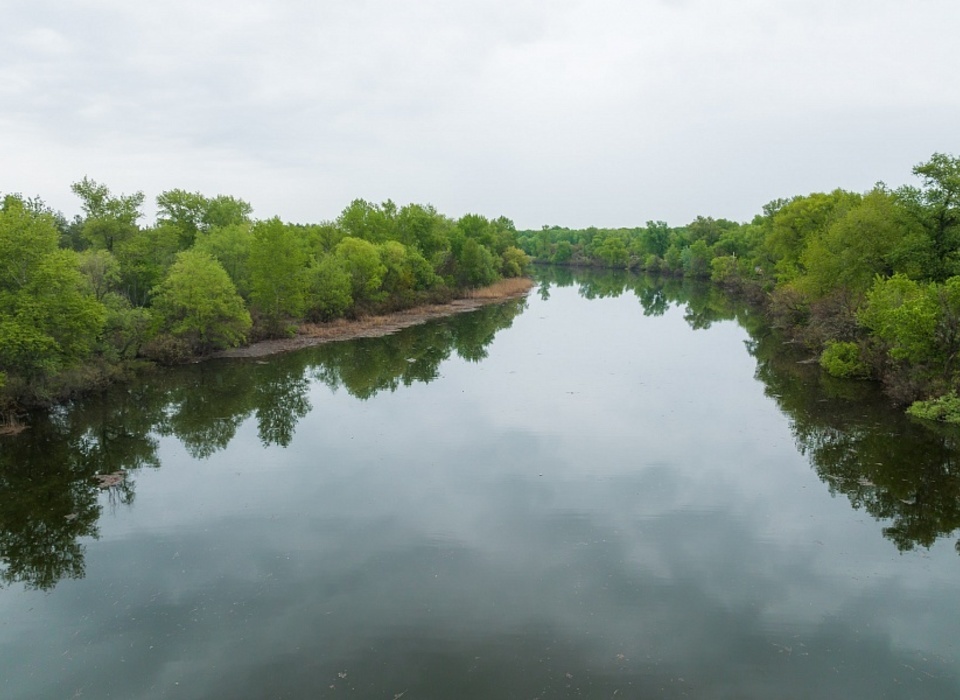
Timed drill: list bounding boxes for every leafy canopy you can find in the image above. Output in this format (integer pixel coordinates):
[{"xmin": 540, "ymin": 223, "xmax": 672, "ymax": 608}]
[
  {"xmin": 151, "ymin": 250, "xmax": 251, "ymax": 352},
  {"xmin": 0, "ymin": 195, "xmax": 105, "ymax": 378}
]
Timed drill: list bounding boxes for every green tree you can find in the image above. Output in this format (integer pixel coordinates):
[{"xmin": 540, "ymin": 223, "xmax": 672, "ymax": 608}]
[
  {"xmin": 377, "ymin": 240, "xmax": 417, "ymax": 299},
  {"xmin": 305, "ymin": 255, "xmax": 353, "ymax": 320},
  {"xmin": 763, "ymin": 190, "xmax": 861, "ymax": 283},
  {"xmin": 685, "ymin": 216, "xmax": 728, "ymax": 246},
  {"xmin": 457, "ymin": 213, "xmax": 494, "ymax": 247},
  {"xmin": 456, "ymin": 238, "xmax": 498, "ymax": 288},
  {"xmin": 663, "ymin": 243, "xmax": 683, "ymax": 272},
  {"xmin": 711, "ymin": 220, "xmax": 760, "ymax": 259},
  {"xmin": 202, "ymin": 194, "xmax": 253, "ymax": 229},
  {"xmin": 799, "ymin": 189, "xmax": 923, "ymax": 298},
  {"xmin": 249, "ymin": 218, "xmax": 308, "ymax": 327},
  {"xmin": 551, "ymin": 239, "xmax": 574, "ymax": 264},
  {"xmin": 489, "ymin": 216, "xmax": 519, "ymax": 255},
  {"xmin": 798, "ymin": 190, "xmax": 902, "ymax": 298},
  {"xmin": 70, "ymin": 177, "xmax": 145, "ymax": 252},
  {"xmin": 397, "ymin": 203, "xmax": 451, "ymax": 258},
  {"xmin": 113, "ymin": 223, "xmax": 181, "ymax": 306},
  {"xmin": 156, "ymin": 188, "xmax": 208, "ymax": 248},
  {"xmin": 193, "ymin": 223, "xmax": 253, "ymax": 298},
  {"xmin": 337, "ymin": 199, "xmax": 397, "ymax": 243},
  {"xmin": 156, "ymin": 190, "xmax": 253, "ymax": 249},
  {"xmin": 376, "ymin": 240, "xmax": 438, "ymax": 301},
  {"xmin": 595, "ymin": 234, "xmax": 629, "ymax": 268},
  {"xmin": 642, "ymin": 220, "xmax": 671, "ymax": 257},
  {"xmin": 896, "ymin": 153, "xmax": 960, "ymax": 281},
  {"xmin": 78, "ymin": 249, "xmax": 120, "ymax": 301},
  {"xmin": 500, "ymin": 246, "xmax": 530, "ymax": 277},
  {"xmin": 0, "ymin": 196, "xmax": 105, "ymax": 381},
  {"xmin": 335, "ymin": 236, "xmax": 386, "ymax": 305},
  {"xmin": 859, "ymin": 274, "xmax": 938, "ymax": 367},
  {"xmin": 151, "ymin": 250, "xmax": 251, "ymax": 352},
  {"xmin": 100, "ymin": 293, "xmax": 154, "ymax": 360},
  {"xmin": 820, "ymin": 341, "xmax": 869, "ymax": 378},
  {"xmin": 710, "ymin": 254, "xmax": 741, "ymax": 286},
  {"xmin": 681, "ymin": 239, "xmax": 712, "ymax": 277},
  {"xmin": 299, "ymin": 222, "xmax": 344, "ymax": 255}
]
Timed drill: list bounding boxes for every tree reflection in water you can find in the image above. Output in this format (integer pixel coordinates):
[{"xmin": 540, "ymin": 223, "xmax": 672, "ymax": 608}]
[
  {"xmin": 538, "ymin": 265, "xmax": 960, "ymax": 555},
  {"xmin": 0, "ymin": 298, "xmax": 527, "ymax": 589},
  {"xmin": 4, "ymin": 269, "xmax": 960, "ymax": 593},
  {"xmin": 0, "ymin": 388, "xmax": 158, "ymax": 590},
  {"xmin": 750, "ymin": 330, "xmax": 960, "ymax": 554}
]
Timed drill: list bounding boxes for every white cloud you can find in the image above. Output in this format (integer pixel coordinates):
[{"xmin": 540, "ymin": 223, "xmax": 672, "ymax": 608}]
[{"xmin": 2, "ymin": 0, "xmax": 958, "ymax": 227}]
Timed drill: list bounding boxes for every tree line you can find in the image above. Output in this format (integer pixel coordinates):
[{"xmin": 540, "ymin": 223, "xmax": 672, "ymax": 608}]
[
  {"xmin": 5, "ymin": 152, "xmax": 960, "ymax": 417},
  {"xmin": 0, "ymin": 184, "xmax": 529, "ymax": 411},
  {"xmin": 518, "ymin": 153, "xmax": 960, "ymax": 416}
]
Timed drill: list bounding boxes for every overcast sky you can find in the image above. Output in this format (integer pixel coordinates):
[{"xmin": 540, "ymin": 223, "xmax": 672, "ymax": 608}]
[{"xmin": 2, "ymin": 0, "xmax": 959, "ymax": 229}]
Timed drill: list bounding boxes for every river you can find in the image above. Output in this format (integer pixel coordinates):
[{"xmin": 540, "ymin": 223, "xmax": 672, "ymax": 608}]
[{"xmin": 1, "ymin": 268, "xmax": 958, "ymax": 699}]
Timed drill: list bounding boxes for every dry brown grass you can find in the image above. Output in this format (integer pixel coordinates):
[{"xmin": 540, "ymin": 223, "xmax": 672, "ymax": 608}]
[{"xmin": 462, "ymin": 277, "xmax": 535, "ymax": 299}]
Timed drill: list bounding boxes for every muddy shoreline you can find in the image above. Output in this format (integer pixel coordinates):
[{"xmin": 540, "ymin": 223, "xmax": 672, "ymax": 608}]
[{"xmin": 211, "ymin": 278, "xmax": 534, "ymax": 360}]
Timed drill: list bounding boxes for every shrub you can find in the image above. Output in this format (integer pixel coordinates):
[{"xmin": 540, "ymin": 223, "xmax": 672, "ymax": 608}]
[
  {"xmin": 820, "ymin": 341, "xmax": 869, "ymax": 378},
  {"xmin": 710, "ymin": 255, "xmax": 739, "ymax": 285},
  {"xmin": 907, "ymin": 392, "xmax": 960, "ymax": 423}
]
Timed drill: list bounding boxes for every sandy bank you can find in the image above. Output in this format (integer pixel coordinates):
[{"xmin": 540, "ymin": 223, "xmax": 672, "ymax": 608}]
[{"xmin": 212, "ymin": 277, "xmax": 534, "ymax": 360}]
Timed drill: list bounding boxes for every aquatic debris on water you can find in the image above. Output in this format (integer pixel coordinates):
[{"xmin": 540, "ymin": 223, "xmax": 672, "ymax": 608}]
[{"xmin": 94, "ymin": 471, "xmax": 126, "ymax": 489}]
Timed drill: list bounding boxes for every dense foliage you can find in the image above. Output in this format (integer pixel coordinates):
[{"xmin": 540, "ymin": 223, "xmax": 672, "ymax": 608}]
[
  {"xmin": 518, "ymin": 153, "xmax": 960, "ymax": 412},
  {"xmin": 0, "ymin": 189, "xmax": 529, "ymax": 411},
  {"xmin": 4, "ymin": 152, "xmax": 960, "ymax": 416}
]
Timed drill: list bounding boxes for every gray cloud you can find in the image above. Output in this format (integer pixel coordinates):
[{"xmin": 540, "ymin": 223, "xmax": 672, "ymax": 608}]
[{"xmin": 2, "ymin": 0, "xmax": 959, "ymax": 227}]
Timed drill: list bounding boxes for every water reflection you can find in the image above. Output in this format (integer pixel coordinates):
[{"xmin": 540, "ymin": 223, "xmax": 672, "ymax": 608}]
[
  {"xmin": 0, "ymin": 298, "xmax": 526, "ymax": 590},
  {"xmin": 536, "ymin": 265, "xmax": 765, "ymax": 332},
  {"xmin": 750, "ymin": 328, "xmax": 960, "ymax": 554},
  {"xmin": 0, "ymin": 428, "xmax": 99, "ymax": 590},
  {"xmin": 40, "ymin": 508, "xmax": 953, "ymax": 699},
  {"xmin": 1, "ymin": 269, "xmax": 959, "ymax": 698},
  {"xmin": 0, "ymin": 387, "xmax": 162, "ymax": 590},
  {"xmin": 5, "ymin": 270, "xmax": 960, "ymax": 595},
  {"xmin": 536, "ymin": 266, "xmax": 960, "ymax": 555}
]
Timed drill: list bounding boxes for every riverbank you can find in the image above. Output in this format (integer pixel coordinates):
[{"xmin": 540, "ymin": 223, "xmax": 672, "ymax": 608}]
[
  {"xmin": 0, "ymin": 278, "xmax": 533, "ymax": 421},
  {"xmin": 212, "ymin": 277, "xmax": 535, "ymax": 359}
]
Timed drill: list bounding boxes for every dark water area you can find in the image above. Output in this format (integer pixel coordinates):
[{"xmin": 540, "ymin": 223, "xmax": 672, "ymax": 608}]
[{"xmin": 1, "ymin": 268, "xmax": 958, "ymax": 699}]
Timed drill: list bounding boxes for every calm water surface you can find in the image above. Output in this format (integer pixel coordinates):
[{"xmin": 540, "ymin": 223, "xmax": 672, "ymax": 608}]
[{"xmin": 1, "ymin": 269, "xmax": 958, "ymax": 699}]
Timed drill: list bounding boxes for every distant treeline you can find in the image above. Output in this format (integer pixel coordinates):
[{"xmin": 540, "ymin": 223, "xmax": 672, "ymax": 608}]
[
  {"xmin": 518, "ymin": 153, "xmax": 960, "ymax": 414},
  {"xmin": 0, "ymin": 183, "xmax": 529, "ymax": 410}
]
